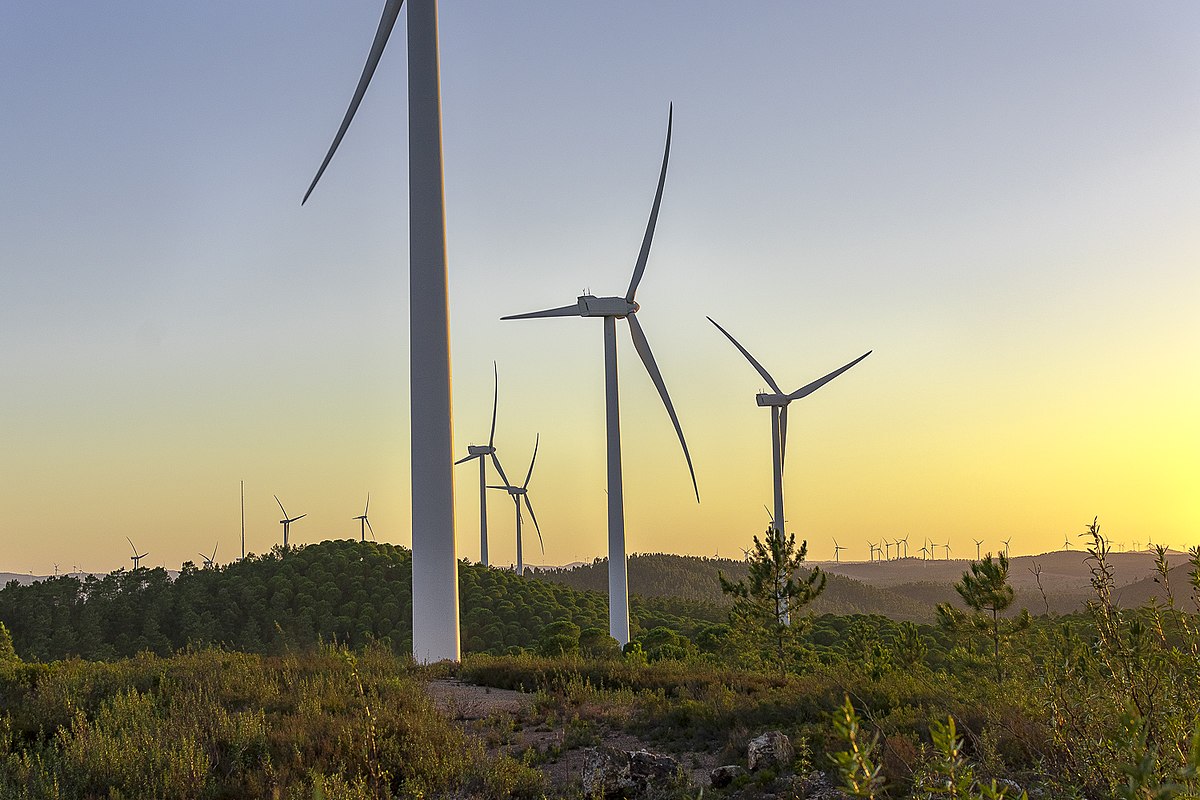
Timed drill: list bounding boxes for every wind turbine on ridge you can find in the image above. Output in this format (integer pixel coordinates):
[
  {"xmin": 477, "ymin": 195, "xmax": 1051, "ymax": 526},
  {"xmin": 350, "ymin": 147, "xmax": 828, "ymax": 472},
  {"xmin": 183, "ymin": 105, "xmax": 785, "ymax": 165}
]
[
  {"xmin": 302, "ymin": 0, "xmax": 459, "ymax": 663},
  {"xmin": 501, "ymin": 107, "xmax": 699, "ymax": 646},
  {"xmin": 707, "ymin": 316, "xmax": 870, "ymax": 560},
  {"xmin": 488, "ymin": 435, "xmax": 544, "ymax": 577},
  {"xmin": 353, "ymin": 494, "xmax": 374, "ymax": 543},
  {"xmin": 275, "ymin": 496, "xmax": 306, "ymax": 550},
  {"xmin": 198, "ymin": 543, "xmax": 218, "ymax": 569},
  {"xmin": 454, "ymin": 363, "xmax": 511, "ymax": 566},
  {"xmin": 126, "ymin": 537, "xmax": 148, "ymax": 571},
  {"xmin": 832, "ymin": 540, "xmax": 845, "ymax": 563},
  {"xmin": 973, "ymin": 538, "xmax": 984, "ymax": 560}
]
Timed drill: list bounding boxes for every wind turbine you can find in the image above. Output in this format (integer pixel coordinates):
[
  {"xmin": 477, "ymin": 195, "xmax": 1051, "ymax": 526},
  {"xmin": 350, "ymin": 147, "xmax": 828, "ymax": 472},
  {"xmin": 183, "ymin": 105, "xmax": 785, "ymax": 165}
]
[
  {"xmin": 501, "ymin": 108, "xmax": 698, "ymax": 646},
  {"xmin": 488, "ymin": 435, "xmax": 543, "ymax": 577},
  {"xmin": 943, "ymin": 540, "xmax": 953, "ymax": 560},
  {"xmin": 929, "ymin": 541, "xmax": 939, "ymax": 560},
  {"xmin": 126, "ymin": 537, "xmax": 148, "ymax": 571},
  {"xmin": 1064, "ymin": 534, "xmax": 1074, "ymax": 551},
  {"xmin": 832, "ymin": 540, "xmax": 846, "ymax": 563},
  {"xmin": 973, "ymin": 538, "xmax": 984, "ymax": 560},
  {"xmin": 883, "ymin": 540, "xmax": 893, "ymax": 561},
  {"xmin": 898, "ymin": 535, "xmax": 909, "ymax": 559},
  {"xmin": 1003, "ymin": 537, "xmax": 1012, "ymax": 558},
  {"xmin": 919, "ymin": 542, "xmax": 930, "ymax": 560},
  {"xmin": 303, "ymin": 0, "xmax": 459, "ymax": 663},
  {"xmin": 454, "ymin": 363, "xmax": 511, "ymax": 566},
  {"xmin": 707, "ymin": 317, "xmax": 870, "ymax": 554},
  {"xmin": 275, "ymin": 496, "xmax": 306, "ymax": 550},
  {"xmin": 353, "ymin": 494, "xmax": 374, "ymax": 543},
  {"xmin": 198, "ymin": 543, "xmax": 218, "ymax": 569},
  {"xmin": 868, "ymin": 541, "xmax": 879, "ymax": 561}
]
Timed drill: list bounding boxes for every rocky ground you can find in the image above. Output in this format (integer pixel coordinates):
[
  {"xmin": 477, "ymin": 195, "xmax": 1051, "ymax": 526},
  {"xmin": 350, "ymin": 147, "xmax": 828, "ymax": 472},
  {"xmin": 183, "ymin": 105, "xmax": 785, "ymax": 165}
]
[{"xmin": 426, "ymin": 678, "xmax": 836, "ymax": 798}]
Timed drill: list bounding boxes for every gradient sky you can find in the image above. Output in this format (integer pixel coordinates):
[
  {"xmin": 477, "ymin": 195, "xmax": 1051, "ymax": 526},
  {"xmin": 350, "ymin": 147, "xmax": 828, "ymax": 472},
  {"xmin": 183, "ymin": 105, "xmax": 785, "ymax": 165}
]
[{"xmin": 2, "ymin": 2, "xmax": 1197, "ymax": 574}]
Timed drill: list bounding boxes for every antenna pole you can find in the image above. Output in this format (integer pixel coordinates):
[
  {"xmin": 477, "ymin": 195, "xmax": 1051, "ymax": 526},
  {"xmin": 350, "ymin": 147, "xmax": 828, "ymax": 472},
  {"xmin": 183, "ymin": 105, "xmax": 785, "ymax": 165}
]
[{"xmin": 240, "ymin": 480, "xmax": 245, "ymax": 561}]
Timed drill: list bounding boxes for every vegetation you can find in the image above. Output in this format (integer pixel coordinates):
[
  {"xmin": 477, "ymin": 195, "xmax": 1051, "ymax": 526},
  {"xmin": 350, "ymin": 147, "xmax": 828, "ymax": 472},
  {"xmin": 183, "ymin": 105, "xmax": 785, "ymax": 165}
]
[
  {"xmin": 0, "ymin": 518, "xmax": 1196, "ymax": 798},
  {"xmin": 719, "ymin": 528, "xmax": 825, "ymax": 669}
]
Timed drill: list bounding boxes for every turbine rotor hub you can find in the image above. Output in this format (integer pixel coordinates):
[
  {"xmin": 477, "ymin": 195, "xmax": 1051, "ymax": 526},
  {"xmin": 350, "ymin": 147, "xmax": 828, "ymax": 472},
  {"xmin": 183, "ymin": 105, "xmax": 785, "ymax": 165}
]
[{"xmin": 577, "ymin": 294, "xmax": 638, "ymax": 318}]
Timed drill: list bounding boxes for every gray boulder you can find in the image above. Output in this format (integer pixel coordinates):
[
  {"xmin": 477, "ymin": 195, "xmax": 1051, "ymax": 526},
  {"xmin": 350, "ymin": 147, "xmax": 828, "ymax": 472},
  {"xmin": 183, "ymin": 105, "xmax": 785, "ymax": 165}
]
[
  {"xmin": 709, "ymin": 764, "xmax": 747, "ymax": 788},
  {"xmin": 790, "ymin": 770, "xmax": 852, "ymax": 799},
  {"xmin": 582, "ymin": 746, "xmax": 685, "ymax": 798},
  {"xmin": 747, "ymin": 730, "xmax": 794, "ymax": 772}
]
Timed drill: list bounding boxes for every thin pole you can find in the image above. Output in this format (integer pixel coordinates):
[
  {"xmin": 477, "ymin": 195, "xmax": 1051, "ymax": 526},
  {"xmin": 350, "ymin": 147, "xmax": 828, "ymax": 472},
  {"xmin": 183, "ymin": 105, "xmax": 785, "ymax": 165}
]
[
  {"xmin": 479, "ymin": 456, "xmax": 488, "ymax": 566},
  {"xmin": 408, "ymin": 0, "xmax": 459, "ymax": 664},
  {"xmin": 770, "ymin": 406, "xmax": 789, "ymax": 625},
  {"xmin": 603, "ymin": 317, "xmax": 629, "ymax": 646},
  {"xmin": 515, "ymin": 498, "xmax": 524, "ymax": 576},
  {"xmin": 240, "ymin": 480, "xmax": 245, "ymax": 561}
]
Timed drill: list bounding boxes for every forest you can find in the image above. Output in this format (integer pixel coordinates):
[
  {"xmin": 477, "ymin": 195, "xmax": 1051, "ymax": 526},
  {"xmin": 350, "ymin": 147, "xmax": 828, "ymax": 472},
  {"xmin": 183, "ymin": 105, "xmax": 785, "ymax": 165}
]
[{"xmin": 0, "ymin": 524, "xmax": 1198, "ymax": 799}]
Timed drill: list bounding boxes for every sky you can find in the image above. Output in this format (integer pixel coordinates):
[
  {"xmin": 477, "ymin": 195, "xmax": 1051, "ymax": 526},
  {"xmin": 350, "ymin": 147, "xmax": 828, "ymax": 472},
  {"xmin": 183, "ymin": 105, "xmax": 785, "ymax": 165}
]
[{"xmin": 2, "ymin": 2, "xmax": 1197, "ymax": 575}]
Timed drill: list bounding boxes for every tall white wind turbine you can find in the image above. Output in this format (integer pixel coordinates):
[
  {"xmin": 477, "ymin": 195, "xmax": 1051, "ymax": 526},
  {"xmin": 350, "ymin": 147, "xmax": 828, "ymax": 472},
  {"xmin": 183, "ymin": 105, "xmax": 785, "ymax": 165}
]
[
  {"xmin": 454, "ymin": 363, "xmax": 511, "ymax": 566},
  {"xmin": 488, "ymin": 435, "xmax": 544, "ymax": 576},
  {"xmin": 502, "ymin": 107, "xmax": 699, "ymax": 646},
  {"xmin": 302, "ymin": 0, "xmax": 459, "ymax": 662},
  {"xmin": 707, "ymin": 316, "xmax": 869, "ymax": 554}
]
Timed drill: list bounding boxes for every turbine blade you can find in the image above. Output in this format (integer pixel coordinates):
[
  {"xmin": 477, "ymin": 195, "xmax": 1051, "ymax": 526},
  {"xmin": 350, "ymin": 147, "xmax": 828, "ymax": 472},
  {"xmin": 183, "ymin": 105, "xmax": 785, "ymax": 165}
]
[
  {"xmin": 126, "ymin": 536, "xmax": 137, "ymax": 555},
  {"xmin": 275, "ymin": 495, "xmax": 287, "ymax": 517},
  {"xmin": 788, "ymin": 351, "xmax": 872, "ymax": 400},
  {"xmin": 302, "ymin": 0, "xmax": 404, "ymax": 205},
  {"xmin": 489, "ymin": 361, "xmax": 499, "ymax": 448},
  {"xmin": 524, "ymin": 494, "xmax": 544, "ymax": 555},
  {"xmin": 486, "ymin": 485, "xmax": 509, "ymax": 491},
  {"xmin": 625, "ymin": 104, "xmax": 672, "ymax": 304},
  {"xmin": 454, "ymin": 453, "xmax": 480, "ymax": 465},
  {"xmin": 523, "ymin": 433, "xmax": 539, "ymax": 489},
  {"xmin": 501, "ymin": 303, "xmax": 582, "ymax": 321},
  {"xmin": 364, "ymin": 492, "xmax": 369, "ymax": 516},
  {"xmin": 490, "ymin": 452, "xmax": 512, "ymax": 489},
  {"xmin": 294, "ymin": 514, "xmax": 307, "ymax": 522},
  {"xmin": 366, "ymin": 518, "xmax": 375, "ymax": 540},
  {"xmin": 706, "ymin": 317, "xmax": 782, "ymax": 394},
  {"xmin": 626, "ymin": 313, "xmax": 699, "ymax": 502},
  {"xmin": 779, "ymin": 404, "xmax": 788, "ymax": 470}
]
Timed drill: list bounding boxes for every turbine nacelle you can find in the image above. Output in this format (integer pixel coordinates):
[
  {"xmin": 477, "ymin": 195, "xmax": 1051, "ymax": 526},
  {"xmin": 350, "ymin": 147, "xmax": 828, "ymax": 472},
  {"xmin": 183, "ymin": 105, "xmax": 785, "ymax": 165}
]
[
  {"xmin": 578, "ymin": 294, "xmax": 638, "ymax": 318},
  {"xmin": 755, "ymin": 392, "xmax": 791, "ymax": 408},
  {"xmin": 467, "ymin": 444, "xmax": 495, "ymax": 456}
]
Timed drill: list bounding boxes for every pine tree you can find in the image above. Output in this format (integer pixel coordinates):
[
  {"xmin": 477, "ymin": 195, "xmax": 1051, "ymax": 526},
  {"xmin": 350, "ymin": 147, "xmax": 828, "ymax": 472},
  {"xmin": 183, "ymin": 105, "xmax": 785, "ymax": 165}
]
[
  {"xmin": 938, "ymin": 553, "xmax": 1030, "ymax": 682},
  {"xmin": 720, "ymin": 528, "xmax": 825, "ymax": 669},
  {"xmin": 0, "ymin": 621, "xmax": 18, "ymax": 663}
]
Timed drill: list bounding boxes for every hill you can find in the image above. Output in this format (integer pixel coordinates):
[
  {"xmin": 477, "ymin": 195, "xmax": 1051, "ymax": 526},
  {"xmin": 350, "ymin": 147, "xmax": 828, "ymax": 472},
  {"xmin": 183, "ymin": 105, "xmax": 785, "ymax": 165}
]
[
  {"xmin": 0, "ymin": 540, "xmax": 720, "ymax": 662},
  {"xmin": 535, "ymin": 552, "xmax": 935, "ymax": 621}
]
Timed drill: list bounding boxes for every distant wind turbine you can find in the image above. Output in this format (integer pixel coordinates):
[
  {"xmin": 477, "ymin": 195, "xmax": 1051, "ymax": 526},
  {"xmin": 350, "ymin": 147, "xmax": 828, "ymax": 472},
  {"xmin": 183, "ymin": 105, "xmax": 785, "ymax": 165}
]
[
  {"xmin": 302, "ymin": 0, "xmax": 459, "ymax": 663},
  {"xmin": 1064, "ymin": 534, "xmax": 1074, "ymax": 551},
  {"xmin": 353, "ymin": 494, "xmax": 374, "ymax": 543},
  {"xmin": 868, "ymin": 541, "xmax": 879, "ymax": 561},
  {"xmin": 488, "ymin": 435, "xmax": 544, "ymax": 577},
  {"xmin": 919, "ymin": 543, "xmax": 930, "ymax": 561},
  {"xmin": 454, "ymin": 363, "xmax": 511, "ymax": 566},
  {"xmin": 973, "ymin": 538, "xmax": 984, "ymax": 560},
  {"xmin": 707, "ymin": 316, "xmax": 870, "ymax": 559},
  {"xmin": 198, "ymin": 543, "xmax": 218, "ymax": 569},
  {"xmin": 502, "ymin": 107, "xmax": 698, "ymax": 646},
  {"xmin": 898, "ymin": 535, "xmax": 909, "ymax": 559},
  {"xmin": 944, "ymin": 540, "xmax": 953, "ymax": 560},
  {"xmin": 832, "ymin": 540, "xmax": 846, "ymax": 563},
  {"xmin": 275, "ymin": 496, "xmax": 306, "ymax": 550},
  {"xmin": 127, "ymin": 537, "xmax": 148, "ymax": 570},
  {"xmin": 1003, "ymin": 537, "xmax": 1012, "ymax": 558}
]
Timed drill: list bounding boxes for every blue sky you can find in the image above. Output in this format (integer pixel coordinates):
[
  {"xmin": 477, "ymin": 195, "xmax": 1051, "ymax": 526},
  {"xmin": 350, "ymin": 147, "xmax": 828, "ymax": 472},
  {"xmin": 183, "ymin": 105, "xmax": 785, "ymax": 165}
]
[{"xmin": 2, "ymin": 2, "xmax": 1197, "ymax": 573}]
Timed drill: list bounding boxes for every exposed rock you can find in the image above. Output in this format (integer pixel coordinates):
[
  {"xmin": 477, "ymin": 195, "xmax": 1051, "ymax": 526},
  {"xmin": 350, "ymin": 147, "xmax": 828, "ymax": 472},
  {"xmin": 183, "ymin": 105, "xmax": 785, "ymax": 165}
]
[
  {"xmin": 709, "ymin": 764, "xmax": 747, "ymax": 788},
  {"xmin": 789, "ymin": 770, "xmax": 852, "ymax": 799},
  {"xmin": 582, "ymin": 746, "xmax": 685, "ymax": 798},
  {"xmin": 747, "ymin": 730, "xmax": 794, "ymax": 772}
]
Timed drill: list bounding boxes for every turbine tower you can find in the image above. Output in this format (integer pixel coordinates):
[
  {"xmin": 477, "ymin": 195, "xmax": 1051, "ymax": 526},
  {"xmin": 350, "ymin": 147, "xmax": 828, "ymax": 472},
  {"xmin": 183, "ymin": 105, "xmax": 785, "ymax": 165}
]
[
  {"xmin": 275, "ymin": 496, "xmax": 306, "ymax": 550},
  {"xmin": 454, "ymin": 363, "xmax": 510, "ymax": 566},
  {"xmin": 126, "ymin": 537, "xmax": 148, "ymax": 570},
  {"xmin": 707, "ymin": 316, "xmax": 869, "ymax": 557},
  {"xmin": 198, "ymin": 543, "xmax": 218, "ymax": 569},
  {"xmin": 501, "ymin": 108, "xmax": 698, "ymax": 646},
  {"xmin": 303, "ymin": 0, "xmax": 459, "ymax": 663},
  {"xmin": 354, "ymin": 494, "xmax": 374, "ymax": 543},
  {"xmin": 488, "ymin": 435, "xmax": 544, "ymax": 576}
]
